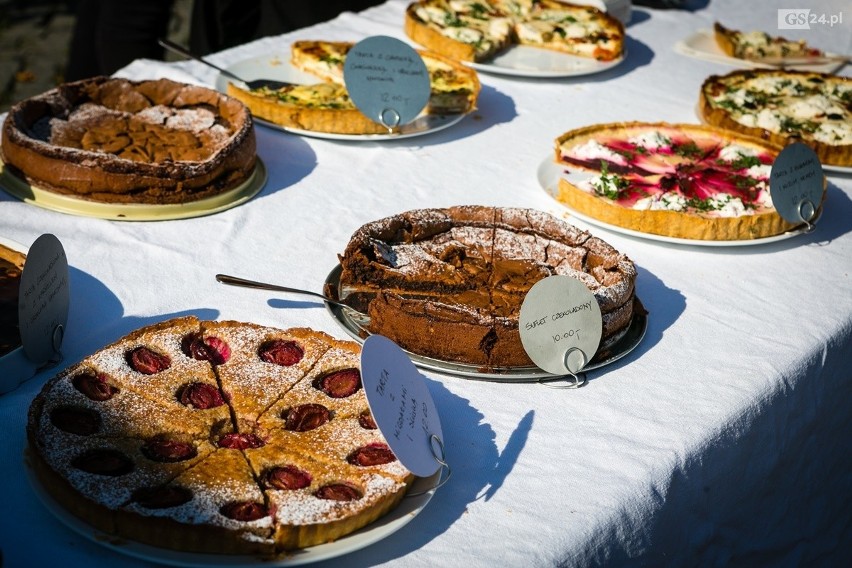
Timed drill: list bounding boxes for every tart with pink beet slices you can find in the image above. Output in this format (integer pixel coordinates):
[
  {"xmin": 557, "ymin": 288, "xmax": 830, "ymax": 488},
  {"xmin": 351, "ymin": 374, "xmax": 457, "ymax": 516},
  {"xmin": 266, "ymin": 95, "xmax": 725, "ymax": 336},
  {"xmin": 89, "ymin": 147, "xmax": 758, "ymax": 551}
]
[
  {"xmin": 27, "ymin": 316, "xmax": 413, "ymax": 556},
  {"xmin": 553, "ymin": 122, "xmax": 825, "ymax": 241}
]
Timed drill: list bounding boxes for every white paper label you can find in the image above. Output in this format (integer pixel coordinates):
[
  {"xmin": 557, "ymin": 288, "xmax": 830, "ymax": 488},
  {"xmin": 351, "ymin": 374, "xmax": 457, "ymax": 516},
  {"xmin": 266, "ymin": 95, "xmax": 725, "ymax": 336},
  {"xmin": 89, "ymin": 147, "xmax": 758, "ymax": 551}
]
[
  {"xmin": 361, "ymin": 335, "xmax": 443, "ymax": 478},
  {"xmin": 343, "ymin": 36, "xmax": 430, "ymax": 128},
  {"xmin": 18, "ymin": 234, "xmax": 69, "ymax": 365},
  {"xmin": 519, "ymin": 276, "xmax": 602, "ymax": 375},
  {"xmin": 769, "ymin": 143, "xmax": 824, "ymax": 224}
]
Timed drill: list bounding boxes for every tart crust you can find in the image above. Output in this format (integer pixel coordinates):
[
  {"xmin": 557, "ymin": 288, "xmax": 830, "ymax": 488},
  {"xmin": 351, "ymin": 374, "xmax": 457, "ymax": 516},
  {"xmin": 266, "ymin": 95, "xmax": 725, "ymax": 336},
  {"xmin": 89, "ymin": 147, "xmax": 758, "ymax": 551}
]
[{"xmin": 1, "ymin": 77, "xmax": 257, "ymax": 204}]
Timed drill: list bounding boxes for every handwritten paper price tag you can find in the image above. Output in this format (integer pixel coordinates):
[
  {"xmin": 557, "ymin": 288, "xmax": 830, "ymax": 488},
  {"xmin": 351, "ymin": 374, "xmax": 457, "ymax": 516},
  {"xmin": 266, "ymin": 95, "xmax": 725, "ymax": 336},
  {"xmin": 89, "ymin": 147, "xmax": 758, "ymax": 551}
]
[
  {"xmin": 19, "ymin": 234, "xmax": 69, "ymax": 365},
  {"xmin": 519, "ymin": 276, "xmax": 602, "ymax": 375},
  {"xmin": 769, "ymin": 142, "xmax": 824, "ymax": 224},
  {"xmin": 361, "ymin": 335, "xmax": 443, "ymax": 478},
  {"xmin": 343, "ymin": 36, "xmax": 430, "ymax": 129}
]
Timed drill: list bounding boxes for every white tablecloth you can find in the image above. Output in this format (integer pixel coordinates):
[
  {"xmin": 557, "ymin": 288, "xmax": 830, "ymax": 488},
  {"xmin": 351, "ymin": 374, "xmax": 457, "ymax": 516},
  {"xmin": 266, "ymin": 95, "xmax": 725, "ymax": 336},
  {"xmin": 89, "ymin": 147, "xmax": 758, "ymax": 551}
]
[{"xmin": 2, "ymin": 1, "xmax": 850, "ymax": 566}]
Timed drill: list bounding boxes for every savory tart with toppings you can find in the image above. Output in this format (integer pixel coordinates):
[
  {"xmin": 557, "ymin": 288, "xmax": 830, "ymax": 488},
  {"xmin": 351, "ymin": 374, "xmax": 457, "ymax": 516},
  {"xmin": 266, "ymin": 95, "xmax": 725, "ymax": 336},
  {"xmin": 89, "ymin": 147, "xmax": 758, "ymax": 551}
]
[
  {"xmin": 1, "ymin": 77, "xmax": 257, "ymax": 204},
  {"xmin": 713, "ymin": 22, "xmax": 824, "ymax": 63},
  {"xmin": 226, "ymin": 41, "xmax": 480, "ymax": 135},
  {"xmin": 699, "ymin": 69, "xmax": 851, "ymax": 167},
  {"xmin": 553, "ymin": 122, "xmax": 824, "ymax": 240},
  {"xmin": 27, "ymin": 316, "xmax": 413, "ymax": 555},
  {"xmin": 404, "ymin": 0, "xmax": 624, "ymax": 63},
  {"xmin": 330, "ymin": 206, "xmax": 639, "ymax": 369}
]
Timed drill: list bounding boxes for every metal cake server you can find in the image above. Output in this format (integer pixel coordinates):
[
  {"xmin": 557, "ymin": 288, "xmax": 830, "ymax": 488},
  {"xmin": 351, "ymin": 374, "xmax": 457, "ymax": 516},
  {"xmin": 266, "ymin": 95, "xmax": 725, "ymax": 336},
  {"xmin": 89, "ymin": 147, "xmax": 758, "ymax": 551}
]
[
  {"xmin": 158, "ymin": 38, "xmax": 293, "ymax": 90},
  {"xmin": 215, "ymin": 274, "xmax": 355, "ymax": 311}
]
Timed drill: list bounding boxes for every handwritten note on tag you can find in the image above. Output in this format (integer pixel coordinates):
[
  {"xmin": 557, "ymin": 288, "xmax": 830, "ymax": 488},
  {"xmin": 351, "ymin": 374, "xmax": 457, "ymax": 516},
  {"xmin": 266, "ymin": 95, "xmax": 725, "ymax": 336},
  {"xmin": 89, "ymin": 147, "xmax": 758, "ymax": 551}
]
[
  {"xmin": 519, "ymin": 276, "xmax": 602, "ymax": 375},
  {"xmin": 769, "ymin": 142, "xmax": 824, "ymax": 224},
  {"xmin": 19, "ymin": 234, "xmax": 69, "ymax": 365},
  {"xmin": 343, "ymin": 36, "xmax": 430, "ymax": 128},
  {"xmin": 361, "ymin": 335, "xmax": 443, "ymax": 477}
]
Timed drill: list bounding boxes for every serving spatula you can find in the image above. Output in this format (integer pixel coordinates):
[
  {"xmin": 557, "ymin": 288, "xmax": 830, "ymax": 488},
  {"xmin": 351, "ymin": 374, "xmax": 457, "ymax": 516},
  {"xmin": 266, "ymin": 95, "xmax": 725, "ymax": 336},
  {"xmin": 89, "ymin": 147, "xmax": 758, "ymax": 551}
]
[{"xmin": 158, "ymin": 38, "xmax": 293, "ymax": 90}]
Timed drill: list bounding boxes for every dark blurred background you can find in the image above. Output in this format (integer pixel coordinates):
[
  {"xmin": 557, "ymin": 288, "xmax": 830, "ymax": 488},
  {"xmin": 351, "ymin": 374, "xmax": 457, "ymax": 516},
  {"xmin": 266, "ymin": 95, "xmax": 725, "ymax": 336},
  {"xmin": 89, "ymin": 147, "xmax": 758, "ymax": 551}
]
[{"xmin": 0, "ymin": 0, "xmax": 192, "ymax": 113}]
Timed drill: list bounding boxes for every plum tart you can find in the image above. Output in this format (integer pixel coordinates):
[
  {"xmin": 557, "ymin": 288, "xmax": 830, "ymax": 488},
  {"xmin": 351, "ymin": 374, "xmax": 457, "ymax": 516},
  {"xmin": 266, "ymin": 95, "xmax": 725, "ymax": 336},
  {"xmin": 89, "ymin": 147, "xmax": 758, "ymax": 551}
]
[{"xmin": 27, "ymin": 316, "xmax": 412, "ymax": 555}]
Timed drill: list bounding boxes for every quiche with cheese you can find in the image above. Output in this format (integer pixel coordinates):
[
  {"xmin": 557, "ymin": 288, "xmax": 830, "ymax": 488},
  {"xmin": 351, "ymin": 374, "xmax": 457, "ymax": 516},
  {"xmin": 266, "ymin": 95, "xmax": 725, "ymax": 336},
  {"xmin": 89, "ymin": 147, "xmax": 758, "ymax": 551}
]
[
  {"xmin": 713, "ymin": 22, "xmax": 824, "ymax": 63},
  {"xmin": 553, "ymin": 122, "xmax": 824, "ymax": 241},
  {"xmin": 226, "ymin": 41, "xmax": 480, "ymax": 135},
  {"xmin": 405, "ymin": 0, "xmax": 624, "ymax": 63},
  {"xmin": 699, "ymin": 69, "xmax": 851, "ymax": 167}
]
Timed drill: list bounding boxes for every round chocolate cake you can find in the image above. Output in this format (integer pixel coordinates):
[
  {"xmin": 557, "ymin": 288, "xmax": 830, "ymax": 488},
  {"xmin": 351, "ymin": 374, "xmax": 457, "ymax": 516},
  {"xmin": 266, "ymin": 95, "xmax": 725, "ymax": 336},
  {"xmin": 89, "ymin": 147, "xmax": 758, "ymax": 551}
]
[
  {"xmin": 331, "ymin": 206, "xmax": 639, "ymax": 369},
  {"xmin": 1, "ymin": 77, "xmax": 257, "ymax": 204}
]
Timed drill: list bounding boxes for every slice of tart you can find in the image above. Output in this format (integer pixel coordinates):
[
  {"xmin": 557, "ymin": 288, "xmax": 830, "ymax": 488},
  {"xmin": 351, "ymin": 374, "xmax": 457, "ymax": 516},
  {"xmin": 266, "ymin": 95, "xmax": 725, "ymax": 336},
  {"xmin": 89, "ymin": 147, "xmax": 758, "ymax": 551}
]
[
  {"xmin": 554, "ymin": 122, "xmax": 825, "ymax": 240},
  {"xmin": 197, "ymin": 321, "xmax": 332, "ymax": 424},
  {"xmin": 713, "ymin": 22, "xmax": 824, "ymax": 63}
]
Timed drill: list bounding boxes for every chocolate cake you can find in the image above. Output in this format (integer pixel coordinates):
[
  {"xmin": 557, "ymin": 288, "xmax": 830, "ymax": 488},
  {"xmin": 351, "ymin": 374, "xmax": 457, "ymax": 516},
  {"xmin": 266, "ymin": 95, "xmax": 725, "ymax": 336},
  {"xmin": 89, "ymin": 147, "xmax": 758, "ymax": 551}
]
[
  {"xmin": 0, "ymin": 243, "xmax": 25, "ymax": 358},
  {"xmin": 331, "ymin": 206, "xmax": 638, "ymax": 369},
  {"xmin": 27, "ymin": 316, "xmax": 413, "ymax": 555},
  {"xmin": 1, "ymin": 77, "xmax": 257, "ymax": 204}
]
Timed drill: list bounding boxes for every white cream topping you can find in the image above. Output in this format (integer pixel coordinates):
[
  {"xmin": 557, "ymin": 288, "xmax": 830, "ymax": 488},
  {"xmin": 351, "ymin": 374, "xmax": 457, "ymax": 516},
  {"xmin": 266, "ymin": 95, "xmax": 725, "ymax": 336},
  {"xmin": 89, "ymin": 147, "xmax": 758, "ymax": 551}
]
[
  {"xmin": 745, "ymin": 164, "xmax": 772, "ymax": 180},
  {"xmin": 569, "ymin": 140, "xmax": 627, "ymax": 165},
  {"xmin": 627, "ymin": 131, "xmax": 672, "ymax": 150},
  {"xmin": 515, "ymin": 20, "xmax": 555, "ymax": 43},
  {"xmin": 814, "ymin": 121, "xmax": 852, "ymax": 145},
  {"xmin": 755, "ymin": 108, "xmax": 782, "ymax": 131},
  {"xmin": 441, "ymin": 26, "xmax": 484, "ymax": 44},
  {"xmin": 718, "ymin": 144, "xmax": 759, "ymax": 162},
  {"xmin": 787, "ymin": 94, "xmax": 839, "ymax": 119}
]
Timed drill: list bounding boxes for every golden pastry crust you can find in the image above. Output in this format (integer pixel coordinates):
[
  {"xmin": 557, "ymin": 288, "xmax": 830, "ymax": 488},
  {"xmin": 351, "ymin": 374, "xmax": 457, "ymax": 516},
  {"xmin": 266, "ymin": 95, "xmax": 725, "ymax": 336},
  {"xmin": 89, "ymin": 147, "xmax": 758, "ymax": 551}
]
[
  {"xmin": 553, "ymin": 121, "xmax": 822, "ymax": 241},
  {"xmin": 1, "ymin": 77, "xmax": 257, "ymax": 204},
  {"xmin": 698, "ymin": 69, "xmax": 852, "ymax": 167},
  {"xmin": 27, "ymin": 317, "xmax": 413, "ymax": 555}
]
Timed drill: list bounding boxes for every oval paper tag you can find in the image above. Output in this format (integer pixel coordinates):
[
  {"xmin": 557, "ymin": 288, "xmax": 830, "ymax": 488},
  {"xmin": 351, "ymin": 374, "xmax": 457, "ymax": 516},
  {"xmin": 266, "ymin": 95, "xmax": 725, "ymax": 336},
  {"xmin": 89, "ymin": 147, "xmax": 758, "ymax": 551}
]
[
  {"xmin": 519, "ymin": 275, "xmax": 602, "ymax": 375},
  {"xmin": 361, "ymin": 335, "xmax": 443, "ymax": 478},
  {"xmin": 343, "ymin": 36, "xmax": 430, "ymax": 129},
  {"xmin": 769, "ymin": 142, "xmax": 824, "ymax": 224},
  {"xmin": 18, "ymin": 234, "xmax": 69, "ymax": 365}
]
